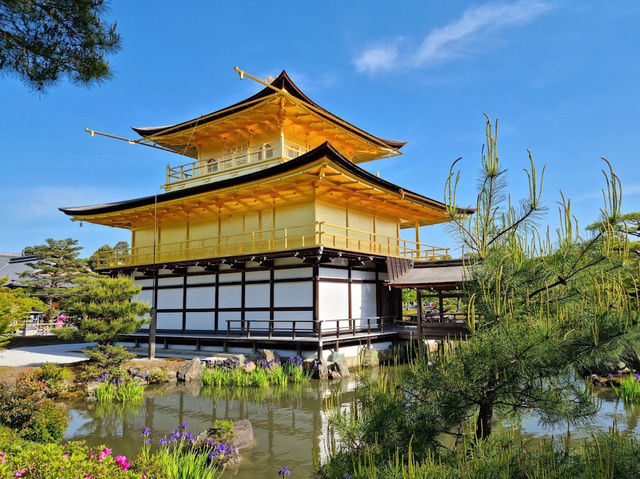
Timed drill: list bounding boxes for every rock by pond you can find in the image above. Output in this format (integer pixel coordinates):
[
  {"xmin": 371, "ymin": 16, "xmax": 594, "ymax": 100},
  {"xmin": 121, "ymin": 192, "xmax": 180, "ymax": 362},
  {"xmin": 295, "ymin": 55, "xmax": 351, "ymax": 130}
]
[{"xmin": 177, "ymin": 357, "xmax": 203, "ymax": 382}]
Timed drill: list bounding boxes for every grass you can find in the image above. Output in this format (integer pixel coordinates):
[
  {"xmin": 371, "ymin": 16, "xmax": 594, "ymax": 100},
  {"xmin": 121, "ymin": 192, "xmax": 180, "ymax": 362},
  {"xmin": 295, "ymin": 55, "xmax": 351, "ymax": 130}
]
[
  {"xmin": 615, "ymin": 374, "xmax": 640, "ymax": 403},
  {"xmin": 201, "ymin": 356, "xmax": 310, "ymax": 388},
  {"xmin": 94, "ymin": 378, "xmax": 144, "ymax": 403}
]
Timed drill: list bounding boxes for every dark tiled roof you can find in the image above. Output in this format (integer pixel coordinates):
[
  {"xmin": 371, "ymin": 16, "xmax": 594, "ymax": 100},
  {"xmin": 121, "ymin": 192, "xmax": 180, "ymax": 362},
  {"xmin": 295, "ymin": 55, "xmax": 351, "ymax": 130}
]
[
  {"xmin": 60, "ymin": 142, "xmax": 468, "ymax": 217},
  {"xmin": 132, "ymin": 70, "xmax": 406, "ymax": 150}
]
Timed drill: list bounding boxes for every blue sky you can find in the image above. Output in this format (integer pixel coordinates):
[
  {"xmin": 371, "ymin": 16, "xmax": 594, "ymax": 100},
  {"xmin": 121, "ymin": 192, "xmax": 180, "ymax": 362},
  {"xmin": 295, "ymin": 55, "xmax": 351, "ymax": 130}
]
[{"xmin": 1, "ymin": 0, "xmax": 639, "ymax": 257}]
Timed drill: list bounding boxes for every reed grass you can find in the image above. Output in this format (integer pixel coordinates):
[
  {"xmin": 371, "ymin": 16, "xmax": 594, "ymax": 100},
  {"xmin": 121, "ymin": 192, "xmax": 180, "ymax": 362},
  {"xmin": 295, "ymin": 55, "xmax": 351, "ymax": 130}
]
[{"xmin": 614, "ymin": 374, "xmax": 640, "ymax": 403}]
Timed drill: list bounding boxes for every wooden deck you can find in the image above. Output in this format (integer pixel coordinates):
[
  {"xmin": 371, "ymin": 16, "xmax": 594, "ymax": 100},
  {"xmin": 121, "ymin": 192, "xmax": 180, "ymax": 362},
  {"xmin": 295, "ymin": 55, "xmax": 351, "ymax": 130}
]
[{"xmin": 122, "ymin": 315, "xmax": 469, "ymax": 355}]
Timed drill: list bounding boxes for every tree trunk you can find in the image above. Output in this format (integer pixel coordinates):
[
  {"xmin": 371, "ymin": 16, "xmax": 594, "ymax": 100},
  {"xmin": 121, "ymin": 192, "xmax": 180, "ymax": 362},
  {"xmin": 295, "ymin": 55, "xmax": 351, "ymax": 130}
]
[{"xmin": 476, "ymin": 402, "xmax": 494, "ymax": 440}]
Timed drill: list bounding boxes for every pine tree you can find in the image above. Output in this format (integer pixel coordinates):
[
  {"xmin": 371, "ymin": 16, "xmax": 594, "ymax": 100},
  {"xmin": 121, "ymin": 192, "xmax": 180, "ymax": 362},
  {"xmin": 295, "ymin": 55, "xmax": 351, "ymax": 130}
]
[
  {"xmin": 19, "ymin": 238, "xmax": 89, "ymax": 313},
  {"xmin": 58, "ymin": 275, "xmax": 149, "ymax": 345},
  {"xmin": 0, "ymin": 0, "xmax": 120, "ymax": 92},
  {"xmin": 87, "ymin": 241, "xmax": 129, "ymax": 271},
  {"xmin": 327, "ymin": 117, "xmax": 640, "ymax": 461}
]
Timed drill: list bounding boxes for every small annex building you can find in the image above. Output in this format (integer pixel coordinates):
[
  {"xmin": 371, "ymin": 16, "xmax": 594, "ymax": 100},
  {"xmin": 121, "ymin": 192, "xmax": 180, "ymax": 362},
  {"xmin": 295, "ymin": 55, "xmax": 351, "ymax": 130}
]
[{"xmin": 60, "ymin": 70, "xmax": 471, "ymax": 359}]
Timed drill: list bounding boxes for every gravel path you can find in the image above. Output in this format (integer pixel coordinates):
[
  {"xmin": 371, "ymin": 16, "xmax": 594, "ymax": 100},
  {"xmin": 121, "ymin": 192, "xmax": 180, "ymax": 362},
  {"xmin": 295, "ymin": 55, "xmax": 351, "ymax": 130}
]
[{"xmin": 0, "ymin": 342, "xmax": 95, "ymax": 367}]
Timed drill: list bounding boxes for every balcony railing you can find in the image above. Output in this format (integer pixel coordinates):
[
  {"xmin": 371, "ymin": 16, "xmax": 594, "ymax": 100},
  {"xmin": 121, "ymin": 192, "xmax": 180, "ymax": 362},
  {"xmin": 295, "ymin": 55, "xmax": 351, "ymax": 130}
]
[
  {"xmin": 164, "ymin": 140, "xmax": 306, "ymax": 188},
  {"xmin": 94, "ymin": 222, "xmax": 450, "ymax": 269}
]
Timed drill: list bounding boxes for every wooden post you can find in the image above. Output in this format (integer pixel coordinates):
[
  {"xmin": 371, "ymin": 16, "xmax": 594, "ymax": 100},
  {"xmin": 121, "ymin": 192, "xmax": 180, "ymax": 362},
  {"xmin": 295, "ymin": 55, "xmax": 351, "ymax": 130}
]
[
  {"xmin": 439, "ymin": 290, "xmax": 444, "ymax": 323},
  {"xmin": 417, "ymin": 289, "xmax": 423, "ymax": 341}
]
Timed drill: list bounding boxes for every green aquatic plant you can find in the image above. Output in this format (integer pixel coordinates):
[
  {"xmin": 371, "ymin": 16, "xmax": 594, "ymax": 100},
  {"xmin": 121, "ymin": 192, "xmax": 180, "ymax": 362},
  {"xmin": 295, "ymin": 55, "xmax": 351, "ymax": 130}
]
[
  {"xmin": 251, "ymin": 367, "xmax": 270, "ymax": 388},
  {"xmin": 615, "ymin": 374, "xmax": 640, "ymax": 403},
  {"xmin": 202, "ymin": 365, "xmax": 231, "ymax": 387},
  {"xmin": 94, "ymin": 378, "xmax": 144, "ymax": 404}
]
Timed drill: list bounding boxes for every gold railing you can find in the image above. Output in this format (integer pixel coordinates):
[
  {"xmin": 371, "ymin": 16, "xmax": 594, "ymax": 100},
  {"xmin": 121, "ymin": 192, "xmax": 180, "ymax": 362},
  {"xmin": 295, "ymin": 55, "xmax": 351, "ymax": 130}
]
[
  {"xmin": 165, "ymin": 140, "xmax": 306, "ymax": 187},
  {"xmin": 95, "ymin": 222, "xmax": 450, "ymax": 269}
]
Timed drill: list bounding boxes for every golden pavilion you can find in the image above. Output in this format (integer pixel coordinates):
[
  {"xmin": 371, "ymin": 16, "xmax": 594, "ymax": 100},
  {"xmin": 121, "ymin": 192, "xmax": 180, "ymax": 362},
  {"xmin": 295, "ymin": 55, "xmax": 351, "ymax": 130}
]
[{"xmin": 61, "ymin": 69, "xmax": 468, "ymax": 358}]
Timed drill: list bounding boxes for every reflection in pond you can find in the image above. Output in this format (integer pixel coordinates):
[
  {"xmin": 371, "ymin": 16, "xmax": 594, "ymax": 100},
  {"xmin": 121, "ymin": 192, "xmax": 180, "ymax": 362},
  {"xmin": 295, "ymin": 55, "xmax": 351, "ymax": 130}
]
[
  {"xmin": 62, "ymin": 374, "xmax": 640, "ymax": 478},
  {"xmin": 64, "ymin": 379, "xmax": 356, "ymax": 479}
]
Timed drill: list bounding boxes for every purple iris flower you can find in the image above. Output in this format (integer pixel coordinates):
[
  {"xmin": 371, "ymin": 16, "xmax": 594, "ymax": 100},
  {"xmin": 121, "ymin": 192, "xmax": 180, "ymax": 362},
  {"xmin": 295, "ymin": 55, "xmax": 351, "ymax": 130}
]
[
  {"xmin": 142, "ymin": 427, "xmax": 151, "ymax": 437},
  {"xmin": 145, "ymin": 438, "xmax": 151, "ymax": 444},
  {"xmin": 608, "ymin": 373, "xmax": 614, "ymax": 378},
  {"xmin": 159, "ymin": 438, "xmax": 167, "ymax": 446},
  {"xmin": 278, "ymin": 466, "xmax": 291, "ymax": 476},
  {"xmin": 635, "ymin": 374, "xmax": 640, "ymax": 381},
  {"xmin": 181, "ymin": 421, "xmax": 188, "ymax": 430}
]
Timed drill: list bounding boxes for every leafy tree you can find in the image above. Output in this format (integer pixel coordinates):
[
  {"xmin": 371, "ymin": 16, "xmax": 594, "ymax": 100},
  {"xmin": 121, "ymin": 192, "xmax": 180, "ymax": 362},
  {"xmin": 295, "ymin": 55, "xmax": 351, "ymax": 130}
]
[
  {"xmin": 327, "ymin": 117, "xmax": 639, "ymax": 463},
  {"xmin": 19, "ymin": 238, "xmax": 89, "ymax": 313},
  {"xmin": 401, "ymin": 289, "xmax": 416, "ymax": 310},
  {"xmin": 88, "ymin": 240, "xmax": 129, "ymax": 271},
  {"xmin": 0, "ymin": 0, "xmax": 120, "ymax": 92},
  {"xmin": 0, "ymin": 277, "xmax": 47, "ymax": 345},
  {"xmin": 58, "ymin": 275, "xmax": 149, "ymax": 345}
]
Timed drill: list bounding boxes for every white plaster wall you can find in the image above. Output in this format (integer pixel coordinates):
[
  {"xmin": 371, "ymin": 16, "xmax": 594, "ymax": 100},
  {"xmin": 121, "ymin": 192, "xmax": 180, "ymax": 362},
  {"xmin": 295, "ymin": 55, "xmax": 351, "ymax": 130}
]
[
  {"xmin": 245, "ymin": 270, "xmax": 270, "ymax": 281},
  {"xmin": 318, "ymin": 281, "xmax": 349, "ymax": 330},
  {"xmin": 157, "ymin": 312, "xmax": 181, "ymax": 329},
  {"xmin": 134, "ymin": 278, "xmax": 153, "ymax": 288},
  {"xmin": 274, "ymin": 281, "xmax": 312, "ymax": 307},
  {"xmin": 351, "ymin": 283, "xmax": 377, "ymax": 327},
  {"xmin": 274, "ymin": 310, "xmax": 313, "ymax": 331},
  {"xmin": 157, "ymin": 288, "xmax": 183, "ymax": 309},
  {"xmin": 158, "ymin": 277, "xmax": 183, "ymax": 286},
  {"xmin": 274, "ymin": 267, "xmax": 312, "ymax": 280},
  {"xmin": 186, "ymin": 287, "xmax": 215, "ymax": 308},
  {"xmin": 187, "ymin": 274, "xmax": 216, "ymax": 285},
  {"xmin": 218, "ymin": 285, "xmax": 241, "ymax": 308},
  {"xmin": 245, "ymin": 310, "xmax": 271, "ymax": 331},
  {"xmin": 219, "ymin": 311, "xmax": 241, "ymax": 331},
  {"xmin": 245, "ymin": 284, "xmax": 270, "ymax": 307},
  {"xmin": 351, "ymin": 270, "xmax": 376, "ymax": 281},
  {"xmin": 133, "ymin": 289, "xmax": 153, "ymax": 306},
  {"xmin": 219, "ymin": 272, "xmax": 242, "ymax": 283},
  {"xmin": 186, "ymin": 312, "xmax": 214, "ymax": 330},
  {"xmin": 318, "ymin": 267, "xmax": 348, "ymax": 279}
]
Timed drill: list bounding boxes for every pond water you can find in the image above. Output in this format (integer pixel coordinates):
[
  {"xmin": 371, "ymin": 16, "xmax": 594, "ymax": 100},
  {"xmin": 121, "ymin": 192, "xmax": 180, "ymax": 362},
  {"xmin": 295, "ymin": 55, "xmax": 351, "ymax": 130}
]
[
  {"xmin": 63, "ymin": 375, "xmax": 640, "ymax": 478},
  {"xmin": 64, "ymin": 379, "xmax": 356, "ymax": 478}
]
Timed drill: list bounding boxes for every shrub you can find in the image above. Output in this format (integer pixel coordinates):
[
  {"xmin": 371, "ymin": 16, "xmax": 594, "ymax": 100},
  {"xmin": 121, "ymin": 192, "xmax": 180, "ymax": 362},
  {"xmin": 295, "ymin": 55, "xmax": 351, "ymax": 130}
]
[
  {"xmin": 82, "ymin": 344, "xmax": 135, "ymax": 382},
  {"xmin": 146, "ymin": 369, "xmax": 172, "ymax": 384},
  {"xmin": 250, "ymin": 367, "xmax": 270, "ymax": 388},
  {"xmin": 0, "ymin": 438, "xmax": 138, "ymax": 478},
  {"xmin": 20, "ymin": 400, "xmax": 68, "ymax": 443}
]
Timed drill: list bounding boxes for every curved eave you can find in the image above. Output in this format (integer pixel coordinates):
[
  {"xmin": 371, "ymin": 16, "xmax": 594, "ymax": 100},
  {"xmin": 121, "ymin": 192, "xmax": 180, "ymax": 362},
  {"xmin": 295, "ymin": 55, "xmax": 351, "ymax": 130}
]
[
  {"xmin": 132, "ymin": 70, "xmax": 406, "ymax": 152},
  {"xmin": 60, "ymin": 142, "xmax": 472, "ymax": 219}
]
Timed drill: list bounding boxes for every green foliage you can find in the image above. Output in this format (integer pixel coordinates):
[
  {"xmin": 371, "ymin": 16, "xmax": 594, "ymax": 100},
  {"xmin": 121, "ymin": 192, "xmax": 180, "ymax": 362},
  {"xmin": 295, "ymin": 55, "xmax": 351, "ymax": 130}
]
[
  {"xmin": 81, "ymin": 344, "xmax": 135, "ymax": 381},
  {"xmin": 321, "ymin": 117, "xmax": 640, "ymax": 476},
  {"xmin": 20, "ymin": 400, "xmax": 68, "ymax": 443},
  {"xmin": 0, "ymin": 282, "xmax": 47, "ymax": 345},
  {"xmin": 88, "ymin": 241, "xmax": 130, "ymax": 271},
  {"xmin": 615, "ymin": 374, "xmax": 640, "ymax": 403},
  {"xmin": 94, "ymin": 379, "xmax": 144, "ymax": 404},
  {"xmin": 19, "ymin": 238, "xmax": 89, "ymax": 314},
  {"xmin": 146, "ymin": 368, "xmax": 172, "ymax": 384},
  {"xmin": 211, "ymin": 420, "xmax": 234, "ymax": 445},
  {"xmin": 202, "ymin": 365, "xmax": 231, "ymax": 388},
  {"xmin": 268, "ymin": 363, "xmax": 289, "ymax": 387},
  {"xmin": 0, "ymin": 378, "xmax": 68, "ymax": 442},
  {"xmin": 318, "ymin": 427, "xmax": 640, "ymax": 479},
  {"xmin": 0, "ymin": 0, "xmax": 121, "ymax": 92},
  {"xmin": 250, "ymin": 367, "xmax": 270, "ymax": 388},
  {"xmin": 402, "ymin": 289, "xmax": 416, "ymax": 309},
  {"xmin": 0, "ymin": 431, "xmax": 138, "ymax": 478},
  {"xmin": 59, "ymin": 276, "xmax": 150, "ymax": 345}
]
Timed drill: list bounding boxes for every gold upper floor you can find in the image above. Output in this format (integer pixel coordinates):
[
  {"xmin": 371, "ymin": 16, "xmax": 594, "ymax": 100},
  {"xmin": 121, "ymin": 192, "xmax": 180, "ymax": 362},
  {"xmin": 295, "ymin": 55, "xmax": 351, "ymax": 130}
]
[{"xmin": 132, "ymin": 71, "xmax": 406, "ymax": 191}]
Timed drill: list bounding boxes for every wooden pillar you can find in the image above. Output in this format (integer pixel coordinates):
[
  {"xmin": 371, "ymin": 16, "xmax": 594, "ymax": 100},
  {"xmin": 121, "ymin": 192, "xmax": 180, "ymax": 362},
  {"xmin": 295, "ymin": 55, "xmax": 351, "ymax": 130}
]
[
  {"xmin": 438, "ymin": 290, "xmax": 444, "ymax": 322},
  {"xmin": 416, "ymin": 289, "xmax": 423, "ymax": 340},
  {"xmin": 415, "ymin": 222, "xmax": 420, "ymax": 259}
]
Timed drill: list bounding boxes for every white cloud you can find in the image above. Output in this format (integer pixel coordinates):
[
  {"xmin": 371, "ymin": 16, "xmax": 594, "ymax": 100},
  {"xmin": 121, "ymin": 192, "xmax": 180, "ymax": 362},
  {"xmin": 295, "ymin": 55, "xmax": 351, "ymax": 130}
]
[
  {"xmin": 354, "ymin": 44, "xmax": 400, "ymax": 74},
  {"xmin": 354, "ymin": 1, "xmax": 553, "ymax": 73}
]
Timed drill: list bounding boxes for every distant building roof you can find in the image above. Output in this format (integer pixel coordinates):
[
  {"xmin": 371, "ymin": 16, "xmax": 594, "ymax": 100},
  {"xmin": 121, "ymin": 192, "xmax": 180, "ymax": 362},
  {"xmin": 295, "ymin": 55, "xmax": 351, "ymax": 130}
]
[{"xmin": 0, "ymin": 254, "xmax": 38, "ymax": 287}]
